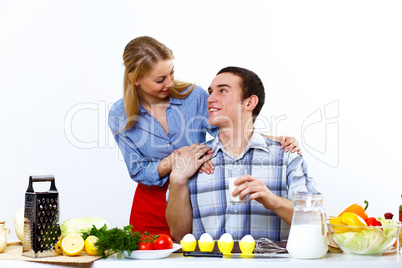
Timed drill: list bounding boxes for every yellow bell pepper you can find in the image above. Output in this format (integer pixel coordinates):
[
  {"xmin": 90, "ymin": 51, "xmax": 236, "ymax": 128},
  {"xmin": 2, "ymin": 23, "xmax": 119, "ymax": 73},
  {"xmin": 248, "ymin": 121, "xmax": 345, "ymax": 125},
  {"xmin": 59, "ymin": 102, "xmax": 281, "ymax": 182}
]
[
  {"xmin": 340, "ymin": 212, "xmax": 367, "ymax": 232},
  {"xmin": 340, "ymin": 212, "xmax": 367, "ymax": 226},
  {"xmin": 329, "ymin": 217, "xmax": 350, "ymax": 234},
  {"xmin": 329, "ymin": 212, "xmax": 368, "ymax": 233}
]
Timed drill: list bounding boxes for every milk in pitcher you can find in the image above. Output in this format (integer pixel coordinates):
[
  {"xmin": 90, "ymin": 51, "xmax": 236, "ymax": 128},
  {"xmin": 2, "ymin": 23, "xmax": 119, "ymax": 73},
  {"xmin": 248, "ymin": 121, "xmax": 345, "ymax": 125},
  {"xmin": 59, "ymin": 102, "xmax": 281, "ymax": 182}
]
[{"xmin": 286, "ymin": 224, "xmax": 328, "ymax": 259}]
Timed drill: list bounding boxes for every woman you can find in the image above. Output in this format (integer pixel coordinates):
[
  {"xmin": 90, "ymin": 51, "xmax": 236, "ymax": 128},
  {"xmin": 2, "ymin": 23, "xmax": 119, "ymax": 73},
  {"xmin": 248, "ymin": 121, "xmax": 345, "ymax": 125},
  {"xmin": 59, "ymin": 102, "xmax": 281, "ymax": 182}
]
[{"xmin": 108, "ymin": 36, "xmax": 300, "ymax": 236}]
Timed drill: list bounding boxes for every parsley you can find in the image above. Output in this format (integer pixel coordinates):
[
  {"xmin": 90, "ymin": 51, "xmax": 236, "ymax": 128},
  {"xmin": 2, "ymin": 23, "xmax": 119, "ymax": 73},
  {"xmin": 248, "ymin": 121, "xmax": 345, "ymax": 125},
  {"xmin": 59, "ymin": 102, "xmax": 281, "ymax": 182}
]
[{"xmin": 82, "ymin": 224, "xmax": 141, "ymax": 258}]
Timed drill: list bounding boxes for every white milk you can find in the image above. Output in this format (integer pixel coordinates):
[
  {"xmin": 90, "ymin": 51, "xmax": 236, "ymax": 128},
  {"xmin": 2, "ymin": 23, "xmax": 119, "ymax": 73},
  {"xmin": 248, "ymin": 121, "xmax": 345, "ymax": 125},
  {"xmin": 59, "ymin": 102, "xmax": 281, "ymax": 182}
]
[
  {"xmin": 228, "ymin": 177, "xmax": 245, "ymax": 204},
  {"xmin": 286, "ymin": 224, "xmax": 328, "ymax": 259}
]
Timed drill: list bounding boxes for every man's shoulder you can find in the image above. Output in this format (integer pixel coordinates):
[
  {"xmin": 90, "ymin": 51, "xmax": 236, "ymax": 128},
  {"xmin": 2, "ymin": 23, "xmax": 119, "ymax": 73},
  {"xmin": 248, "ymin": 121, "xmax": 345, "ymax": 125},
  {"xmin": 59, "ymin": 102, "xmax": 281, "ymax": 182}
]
[
  {"xmin": 254, "ymin": 134, "xmax": 282, "ymax": 152},
  {"xmin": 261, "ymin": 135, "xmax": 304, "ymax": 164},
  {"xmin": 253, "ymin": 134, "xmax": 299, "ymax": 162},
  {"xmin": 260, "ymin": 135, "xmax": 281, "ymax": 146}
]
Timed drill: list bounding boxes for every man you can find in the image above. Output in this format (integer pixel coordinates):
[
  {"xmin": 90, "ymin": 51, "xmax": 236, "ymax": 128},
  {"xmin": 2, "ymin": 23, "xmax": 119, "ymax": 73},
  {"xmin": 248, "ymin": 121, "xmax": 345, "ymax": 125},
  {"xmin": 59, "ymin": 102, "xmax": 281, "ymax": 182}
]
[{"xmin": 166, "ymin": 66, "xmax": 320, "ymax": 242}]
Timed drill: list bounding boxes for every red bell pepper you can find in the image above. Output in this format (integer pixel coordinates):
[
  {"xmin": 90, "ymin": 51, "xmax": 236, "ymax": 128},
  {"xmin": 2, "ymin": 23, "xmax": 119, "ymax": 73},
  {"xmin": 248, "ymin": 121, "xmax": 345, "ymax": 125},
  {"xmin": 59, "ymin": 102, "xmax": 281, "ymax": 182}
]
[{"xmin": 365, "ymin": 217, "xmax": 382, "ymax": 226}]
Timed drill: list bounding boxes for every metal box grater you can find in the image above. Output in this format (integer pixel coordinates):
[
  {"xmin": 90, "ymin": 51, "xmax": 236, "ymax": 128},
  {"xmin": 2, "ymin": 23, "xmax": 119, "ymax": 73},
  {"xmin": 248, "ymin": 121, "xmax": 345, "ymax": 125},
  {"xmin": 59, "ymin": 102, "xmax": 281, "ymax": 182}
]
[{"xmin": 22, "ymin": 175, "xmax": 61, "ymax": 257}]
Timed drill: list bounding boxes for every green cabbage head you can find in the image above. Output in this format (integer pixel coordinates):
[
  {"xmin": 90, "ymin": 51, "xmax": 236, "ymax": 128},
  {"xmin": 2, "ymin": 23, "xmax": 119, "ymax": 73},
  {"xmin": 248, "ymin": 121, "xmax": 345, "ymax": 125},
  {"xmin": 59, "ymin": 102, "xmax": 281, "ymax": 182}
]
[{"xmin": 61, "ymin": 217, "xmax": 110, "ymax": 238}]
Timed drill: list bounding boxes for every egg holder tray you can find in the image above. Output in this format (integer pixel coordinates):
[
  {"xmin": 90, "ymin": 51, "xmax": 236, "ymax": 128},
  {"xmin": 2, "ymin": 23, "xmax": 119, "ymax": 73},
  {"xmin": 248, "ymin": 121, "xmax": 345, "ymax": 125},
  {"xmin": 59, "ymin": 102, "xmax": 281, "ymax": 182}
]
[{"xmin": 182, "ymin": 239, "xmax": 287, "ymax": 258}]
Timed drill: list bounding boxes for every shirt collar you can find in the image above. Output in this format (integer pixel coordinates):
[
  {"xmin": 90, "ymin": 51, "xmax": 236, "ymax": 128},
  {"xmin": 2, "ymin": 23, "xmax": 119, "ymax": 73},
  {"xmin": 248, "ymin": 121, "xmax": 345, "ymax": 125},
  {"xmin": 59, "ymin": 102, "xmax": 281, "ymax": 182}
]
[
  {"xmin": 211, "ymin": 130, "xmax": 270, "ymax": 159},
  {"xmin": 138, "ymin": 96, "xmax": 182, "ymax": 114}
]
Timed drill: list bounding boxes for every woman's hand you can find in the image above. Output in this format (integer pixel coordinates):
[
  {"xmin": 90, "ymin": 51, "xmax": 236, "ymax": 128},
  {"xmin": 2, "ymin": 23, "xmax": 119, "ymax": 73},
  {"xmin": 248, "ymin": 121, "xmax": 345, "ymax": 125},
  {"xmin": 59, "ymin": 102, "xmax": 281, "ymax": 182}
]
[
  {"xmin": 175, "ymin": 146, "xmax": 215, "ymax": 175},
  {"xmin": 198, "ymin": 150, "xmax": 215, "ymax": 174},
  {"xmin": 262, "ymin": 135, "xmax": 301, "ymax": 154},
  {"xmin": 279, "ymin": 136, "xmax": 301, "ymax": 154},
  {"xmin": 171, "ymin": 144, "xmax": 213, "ymax": 182}
]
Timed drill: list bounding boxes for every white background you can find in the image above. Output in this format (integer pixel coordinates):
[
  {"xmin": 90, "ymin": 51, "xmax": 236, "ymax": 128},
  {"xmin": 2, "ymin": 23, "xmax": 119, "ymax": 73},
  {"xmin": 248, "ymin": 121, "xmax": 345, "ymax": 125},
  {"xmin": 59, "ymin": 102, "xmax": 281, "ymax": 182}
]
[{"xmin": 1, "ymin": 0, "xmax": 401, "ymax": 242}]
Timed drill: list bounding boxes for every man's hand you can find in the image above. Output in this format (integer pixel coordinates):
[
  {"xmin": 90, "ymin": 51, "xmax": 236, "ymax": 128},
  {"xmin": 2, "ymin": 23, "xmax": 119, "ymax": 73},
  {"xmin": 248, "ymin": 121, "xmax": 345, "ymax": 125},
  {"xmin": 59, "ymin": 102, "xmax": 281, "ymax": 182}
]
[
  {"xmin": 231, "ymin": 175, "xmax": 293, "ymax": 225},
  {"xmin": 231, "ymin": 175, "xmax": 277, "ymax": 209}
]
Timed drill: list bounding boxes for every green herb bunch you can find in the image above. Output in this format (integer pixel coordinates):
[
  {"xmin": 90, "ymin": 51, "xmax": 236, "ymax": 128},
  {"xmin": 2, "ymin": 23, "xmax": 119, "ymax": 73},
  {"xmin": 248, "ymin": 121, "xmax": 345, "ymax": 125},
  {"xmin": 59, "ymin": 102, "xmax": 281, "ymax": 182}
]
[{"xmin": 82, "ymin": 224, "xmax": 141, "ymax": 258}]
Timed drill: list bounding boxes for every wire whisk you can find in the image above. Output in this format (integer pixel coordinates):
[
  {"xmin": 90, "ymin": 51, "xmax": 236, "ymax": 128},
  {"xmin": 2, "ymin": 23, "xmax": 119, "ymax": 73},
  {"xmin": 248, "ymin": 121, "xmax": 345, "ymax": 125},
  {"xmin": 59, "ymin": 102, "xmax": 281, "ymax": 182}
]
[{"xmin": 254, "ymin": 238, "xmax": 287, "ymax": 257}]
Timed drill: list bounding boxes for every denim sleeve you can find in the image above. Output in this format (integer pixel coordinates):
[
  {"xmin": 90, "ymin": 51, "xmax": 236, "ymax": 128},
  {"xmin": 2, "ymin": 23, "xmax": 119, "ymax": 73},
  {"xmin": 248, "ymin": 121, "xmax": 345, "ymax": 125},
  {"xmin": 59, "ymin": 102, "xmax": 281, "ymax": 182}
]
[
  {"xmin": 108, "ymin": 109, "xmax": 168, "ymax": 187},
  {"xmin": 286, "ymin": 153, "xmax": 320, "ymax": 199}
]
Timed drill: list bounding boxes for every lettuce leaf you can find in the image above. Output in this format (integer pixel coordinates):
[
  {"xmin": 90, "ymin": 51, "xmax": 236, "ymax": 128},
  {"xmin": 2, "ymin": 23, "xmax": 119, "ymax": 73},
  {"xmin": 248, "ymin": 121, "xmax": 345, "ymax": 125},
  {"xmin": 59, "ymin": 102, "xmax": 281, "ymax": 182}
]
[
  {"xmin": 377, "ymin": 217, "xmax": 398, "ymax": 237},
  {"xmin": 333, "ymin": 228, "xmax": 386, "ymax": 255}
]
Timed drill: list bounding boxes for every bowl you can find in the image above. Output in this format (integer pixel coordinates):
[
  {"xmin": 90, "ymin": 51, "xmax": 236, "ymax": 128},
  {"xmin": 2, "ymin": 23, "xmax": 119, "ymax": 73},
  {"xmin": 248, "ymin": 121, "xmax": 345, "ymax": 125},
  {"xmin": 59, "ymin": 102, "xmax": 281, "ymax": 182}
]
[{"xmin": 327, "ymin": 222, "xmax": 401, "ymax": 255}]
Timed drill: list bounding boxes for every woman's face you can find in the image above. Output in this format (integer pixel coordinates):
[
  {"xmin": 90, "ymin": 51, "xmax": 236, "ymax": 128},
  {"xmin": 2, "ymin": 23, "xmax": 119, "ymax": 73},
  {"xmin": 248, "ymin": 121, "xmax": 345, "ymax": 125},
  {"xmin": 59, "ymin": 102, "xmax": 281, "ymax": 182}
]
[{"xmin": 134, "ymin": 59, "xmax": 175, "ymax": 102}]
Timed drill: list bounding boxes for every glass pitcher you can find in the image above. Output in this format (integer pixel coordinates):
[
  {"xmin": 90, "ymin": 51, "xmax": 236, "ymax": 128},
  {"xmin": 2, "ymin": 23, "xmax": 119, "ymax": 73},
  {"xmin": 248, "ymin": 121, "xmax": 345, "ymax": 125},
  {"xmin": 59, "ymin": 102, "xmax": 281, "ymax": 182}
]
[{"xmin": 286, "ymin": 192, "xmax": 328, "ymax": 259}]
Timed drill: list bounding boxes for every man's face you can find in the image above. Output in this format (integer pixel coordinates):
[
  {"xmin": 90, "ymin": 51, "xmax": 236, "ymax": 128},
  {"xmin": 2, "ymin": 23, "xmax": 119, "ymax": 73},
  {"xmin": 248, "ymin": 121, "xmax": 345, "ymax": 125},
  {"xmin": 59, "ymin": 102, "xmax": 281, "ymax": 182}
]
[{"xmin": 207, "ymin": 72, "xmax": 244, "ymax": 128}]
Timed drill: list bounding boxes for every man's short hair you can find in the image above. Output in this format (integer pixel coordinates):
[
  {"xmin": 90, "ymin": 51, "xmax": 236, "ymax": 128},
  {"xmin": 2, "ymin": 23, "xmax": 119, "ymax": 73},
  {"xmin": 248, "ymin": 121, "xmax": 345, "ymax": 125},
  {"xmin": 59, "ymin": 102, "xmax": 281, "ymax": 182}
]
[{"xmin": 217, "ymin": 66, "xmax": 265, "ymax": 121}]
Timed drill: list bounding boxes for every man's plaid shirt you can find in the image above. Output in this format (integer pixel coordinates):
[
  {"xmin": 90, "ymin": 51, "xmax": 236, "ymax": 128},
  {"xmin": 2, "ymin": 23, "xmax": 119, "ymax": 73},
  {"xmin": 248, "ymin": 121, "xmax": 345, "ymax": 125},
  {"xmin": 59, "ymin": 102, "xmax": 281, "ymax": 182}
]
[{"xmin": 188, "ymin": 132, "xmax": 320, "ymax": 241}]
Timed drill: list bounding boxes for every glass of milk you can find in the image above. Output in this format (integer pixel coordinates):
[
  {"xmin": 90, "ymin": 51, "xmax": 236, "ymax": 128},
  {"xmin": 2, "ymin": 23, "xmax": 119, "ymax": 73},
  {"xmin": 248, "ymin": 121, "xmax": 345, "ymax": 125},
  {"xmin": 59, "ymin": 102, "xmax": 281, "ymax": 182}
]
[{"xmin": 227, "ymin": 167, "xmax": 247, "ymax": 205}]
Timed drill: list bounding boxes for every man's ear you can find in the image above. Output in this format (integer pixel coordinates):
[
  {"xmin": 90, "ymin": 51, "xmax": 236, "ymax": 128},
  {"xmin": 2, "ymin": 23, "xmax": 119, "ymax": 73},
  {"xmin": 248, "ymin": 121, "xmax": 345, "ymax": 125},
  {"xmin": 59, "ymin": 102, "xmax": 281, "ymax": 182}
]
[{"xmin": 244, "ymin": 95, "xmax": 259, "ymax": 111}]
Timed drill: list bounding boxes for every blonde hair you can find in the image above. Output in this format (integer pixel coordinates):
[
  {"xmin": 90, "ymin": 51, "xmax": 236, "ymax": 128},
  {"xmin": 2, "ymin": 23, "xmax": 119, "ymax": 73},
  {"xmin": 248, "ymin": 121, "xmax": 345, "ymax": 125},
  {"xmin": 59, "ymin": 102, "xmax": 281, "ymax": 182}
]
[{"xmin": 121, "ymin": 36, "xmax": 194, "ymax": 132}]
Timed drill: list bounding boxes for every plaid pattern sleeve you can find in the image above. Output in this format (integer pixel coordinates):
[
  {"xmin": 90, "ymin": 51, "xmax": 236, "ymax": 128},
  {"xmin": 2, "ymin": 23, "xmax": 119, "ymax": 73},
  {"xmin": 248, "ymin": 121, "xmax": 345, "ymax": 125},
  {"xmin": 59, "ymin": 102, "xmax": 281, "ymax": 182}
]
[
  {"xmin": 188, "ymin": 133, "xmax": 320, "ymax": 241},
  {"xmin": 286, "ymin": 151, "xmax": 321, "ymax": 200}
]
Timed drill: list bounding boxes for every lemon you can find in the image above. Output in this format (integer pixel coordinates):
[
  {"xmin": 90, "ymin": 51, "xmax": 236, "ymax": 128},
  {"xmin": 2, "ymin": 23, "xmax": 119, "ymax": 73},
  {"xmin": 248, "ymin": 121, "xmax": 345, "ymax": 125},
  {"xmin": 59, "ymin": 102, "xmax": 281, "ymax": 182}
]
[
  {"xmin": 84, "ymin": 235, "xmax": 99, "ymax": 256},
  {"xmin": 54, "ymin": 239, "xmax": 63, "ymax": 255},
  {"xmin": 61, "ymin": 234, "xmax": 85, "ymax": 256}
]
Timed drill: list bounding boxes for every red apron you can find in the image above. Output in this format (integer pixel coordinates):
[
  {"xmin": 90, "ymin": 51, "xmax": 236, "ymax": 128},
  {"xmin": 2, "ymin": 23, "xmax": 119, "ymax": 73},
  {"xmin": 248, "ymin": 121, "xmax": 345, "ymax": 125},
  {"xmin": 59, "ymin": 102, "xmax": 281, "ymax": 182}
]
[{"xmin": 129, "ymin": 180, "xmax": 171, "ymax": 236}]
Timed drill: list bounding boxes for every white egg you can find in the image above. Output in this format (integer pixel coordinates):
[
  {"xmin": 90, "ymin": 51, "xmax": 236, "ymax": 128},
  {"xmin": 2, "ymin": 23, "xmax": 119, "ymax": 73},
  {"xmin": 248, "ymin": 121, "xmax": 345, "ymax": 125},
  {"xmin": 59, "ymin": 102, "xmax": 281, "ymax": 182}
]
[
  {"xmin": 199, "ymin": 233, "xmax": 214, "ymax": 242},
  {"xmin": 219, "ymin": 233, "xmax": 233, "ymax": 243},
  {"xmin": 240, "ymin": 235, "xmax": 255, "ymax": 243},
  {"xmin": 182, "ymin": 233, "xmax": 196, "ymax": 242}
]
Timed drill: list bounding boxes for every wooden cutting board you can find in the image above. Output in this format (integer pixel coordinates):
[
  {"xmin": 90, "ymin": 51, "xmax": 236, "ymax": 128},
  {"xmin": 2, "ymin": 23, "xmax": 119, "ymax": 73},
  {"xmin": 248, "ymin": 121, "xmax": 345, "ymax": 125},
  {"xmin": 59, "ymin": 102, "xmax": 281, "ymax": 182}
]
[{"xmin": 0, "ymin": 245, "xmax": 101, "ymax": 264}]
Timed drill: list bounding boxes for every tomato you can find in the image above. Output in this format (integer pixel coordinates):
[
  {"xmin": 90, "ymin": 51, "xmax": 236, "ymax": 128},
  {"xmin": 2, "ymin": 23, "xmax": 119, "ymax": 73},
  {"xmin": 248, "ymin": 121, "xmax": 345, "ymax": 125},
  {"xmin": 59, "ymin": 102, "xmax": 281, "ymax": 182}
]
[
  {"xmin": 138, "ymin": 241, "xmax": 154, "ymax": 250},
  {"xmin": 140, "ymin": 232, "xmax": 152, "ymax": 241},
  {"xmin": 153, "ymin": 234, "xmax": 173, "ymax": 250}
]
